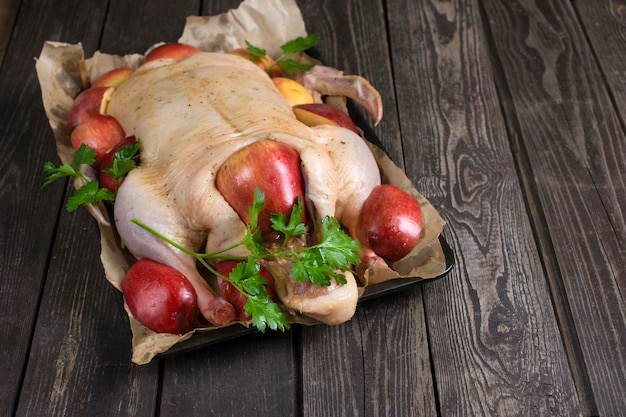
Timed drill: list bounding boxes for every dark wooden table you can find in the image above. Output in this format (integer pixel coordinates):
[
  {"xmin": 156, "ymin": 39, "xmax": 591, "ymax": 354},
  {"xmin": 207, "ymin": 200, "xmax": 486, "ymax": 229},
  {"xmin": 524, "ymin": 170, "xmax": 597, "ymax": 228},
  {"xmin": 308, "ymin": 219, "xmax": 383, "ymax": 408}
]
[{"xmin": 2, "ymin": 0, "xmax": 625, "ymax": 416}]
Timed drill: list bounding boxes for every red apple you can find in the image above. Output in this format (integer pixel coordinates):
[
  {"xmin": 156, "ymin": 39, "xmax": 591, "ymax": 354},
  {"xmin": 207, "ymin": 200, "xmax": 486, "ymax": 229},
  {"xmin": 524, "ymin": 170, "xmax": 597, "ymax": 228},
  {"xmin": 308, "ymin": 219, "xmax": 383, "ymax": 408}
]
[
  {"xmin": 215, "ymin": 139, "xmax": 306, "ymax": 236},
  {"xmin": 91, "ymin": 67, "xmax": 134, "ymax": 88},
  {"xmin": 228, "ymin": 47, "xmax": 283, "ymax": 78},
  {"xmin": 362, "ymin": 184, "xmax": 423, "ymax": 262},
  {"xmin": 122, "ymin": 258, "xmax": 199, "ymax": 334},
  {"xmin": 216, "ymin": 260, "xmax": 277, "ymax": 321},
  {"xmin": 70, "ymin": 114, "xmax": 126, "ymax": 168},
  {"xmin": 98, "ymin": 135, "xmax": 138, "ymax": 193},
  {"xmin": 67, "ymin": 86, "xmax": 115, "ymax": 128},
  {"xmin": 144, "ymin": 43, "xmax": 201, "ymax": 62},
  {"xmin": 292, "ymin": 103, "xmax": 358, "ymax": 133}
]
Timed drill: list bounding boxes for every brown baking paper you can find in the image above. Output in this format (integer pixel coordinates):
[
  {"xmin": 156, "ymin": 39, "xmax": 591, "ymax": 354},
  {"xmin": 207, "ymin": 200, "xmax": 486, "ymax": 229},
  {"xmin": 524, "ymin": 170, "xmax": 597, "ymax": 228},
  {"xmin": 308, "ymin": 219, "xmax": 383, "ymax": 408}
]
[{"xmin": 35, "ymin": 0, "xmax": 447, "ymax": 364}]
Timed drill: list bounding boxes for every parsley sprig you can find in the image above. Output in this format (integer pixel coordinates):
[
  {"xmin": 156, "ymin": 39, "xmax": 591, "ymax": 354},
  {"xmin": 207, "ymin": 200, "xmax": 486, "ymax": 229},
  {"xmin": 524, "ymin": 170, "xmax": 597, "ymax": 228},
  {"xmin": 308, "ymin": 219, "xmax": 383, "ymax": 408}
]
[
  {"xmin": 42, "ymin": 142, "xmax": 140, "ymax": 210},
  {"xmin": 246, "ymin": 33, "xmax": 320, "ymax": 73},
  {"xmin": 102, "ymin": 141, "xmax": 141, "ymax": 185},
  {"xmin": 132, "ymin": 188, "xmax": 362, "ymax": 332},
  {"xmin": 225, "ymin": 259, "xmax": 288, "ymax": 332}
]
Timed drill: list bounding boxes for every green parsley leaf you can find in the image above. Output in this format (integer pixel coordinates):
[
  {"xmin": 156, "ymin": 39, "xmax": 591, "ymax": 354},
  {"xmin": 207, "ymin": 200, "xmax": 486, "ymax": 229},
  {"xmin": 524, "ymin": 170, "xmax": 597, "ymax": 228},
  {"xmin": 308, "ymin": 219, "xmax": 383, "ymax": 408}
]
[
  {"xmin": 270, "ymin": 197, "xmax": 307, "ymax": 243},
  {"xmin": 71, "ymin": 143, "xmax": 97, "ymax": 169},
  {"xmin": 280, "ymin": 33, "xmax": 320, "ymax": 55},
  {"xmin": 42, "ymin": 161, "xmax": 78, "ymax": 187},
  {"xmin": 42, "ymin": 144, "xmax": 96, "ymax": 187},
  {"xmin": 284, "ymin": 216, "xmax": 360, "ymax": 286},
  {"xmin": 43, "ymin": 141, "xmax": 139, "ymax": 211},
  {"xmin": 102, "ymin": 140, "xmax": 140, "ymax": 180},
  {"xmin": 247, "ymin": 188, "xmax": 265, "ymax": 231},
  {"xmin": 226, "ymin": 259, "xmax": 290, "ymax": 332},
  {"xmin": 276, "ymin": 59, "xmax": 316, "ymax": 73},
  {"xmin": 242, "ymin": 188, "xmax": 268, "ymax": 255},
  {"xmin": 245, "ymin": 40, "xmax": 267, "ymax": 58},
  {"xmin": 280, "ymin": 34, "xmax": 320, "ymax": 55},
  {"xmin": 245, "ymin": 296, "xmax": 289, "ymax": 332},
  {"xmin": 246, "ymin": 33, "xmax": 320, "ymax": 74},
  {"xmin": 66, "ymin": 180, "xmax": 115, "ymax": 211},
  {"xmin": 318, "ymin": 216, "xmax": 362, "ymax": 268},
  {"xmin": 292, "ymin": 250, "xmax": 337, "ymax": 286}
]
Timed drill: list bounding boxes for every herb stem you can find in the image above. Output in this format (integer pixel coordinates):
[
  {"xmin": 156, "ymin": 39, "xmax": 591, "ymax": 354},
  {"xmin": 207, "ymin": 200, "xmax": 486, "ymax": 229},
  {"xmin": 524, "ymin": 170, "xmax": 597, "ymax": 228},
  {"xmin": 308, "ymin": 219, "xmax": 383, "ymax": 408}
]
[
  {"xmin": 130, "ymin": 218, "xmax": 198, "ymax": 258},
  {"xmin": 131, "ymin": 218, "xmax": 258, "ymax": 262},
  {"xmin": 132, "ymin": 218, "xmax": 294, "ymax": 264}
]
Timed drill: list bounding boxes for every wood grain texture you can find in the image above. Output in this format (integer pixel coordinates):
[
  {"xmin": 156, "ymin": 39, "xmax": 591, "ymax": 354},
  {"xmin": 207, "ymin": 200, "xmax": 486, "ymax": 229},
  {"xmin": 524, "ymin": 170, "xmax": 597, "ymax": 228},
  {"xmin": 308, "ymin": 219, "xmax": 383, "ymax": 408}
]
[
  {"xmin": 300, "ymin": 290, "xmax": 437, "ymax": 417},
  {"xmin": 295, "ymin": 1, "xmax": 437, "ymax": 416},
  {"xmin": 386, "ymin": 0, "xmax": 582, "ymax": 415},
  {"xmin": 576, "ymin": 0, "xmax": 626, "ymax": 97},
  {"xmin": 481, "ymin": 1, "xmax": 626, "ymax": 415},
  {"xmin": 100, "ymin": 0, "xmax": 200, "ymax": 56},
  {"xmin": 160, "ymin": 331, "xmax": 298, "ymax": 417},
  {"xmin": 0, "ymin": 0, "xmax": 111, "ymax": 414},
  {"xmin": 15, "ymin": 205, "xmax": 158, "ymax": 417},
  {"xmin": 10, "ymin": 0, "xmax": 195, "ymax": 416},
  {"xmin": 575, "ymin": 0, "xmax": 626, "ymax": 241}
]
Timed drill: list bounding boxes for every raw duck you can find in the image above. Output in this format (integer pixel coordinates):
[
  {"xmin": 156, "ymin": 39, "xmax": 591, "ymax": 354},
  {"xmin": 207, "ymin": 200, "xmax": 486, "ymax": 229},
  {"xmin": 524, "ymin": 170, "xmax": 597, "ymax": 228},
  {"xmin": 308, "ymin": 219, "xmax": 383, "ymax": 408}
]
[{"xmin": 106, "ymin": 52, "xmax": 384, "ymax": 327}]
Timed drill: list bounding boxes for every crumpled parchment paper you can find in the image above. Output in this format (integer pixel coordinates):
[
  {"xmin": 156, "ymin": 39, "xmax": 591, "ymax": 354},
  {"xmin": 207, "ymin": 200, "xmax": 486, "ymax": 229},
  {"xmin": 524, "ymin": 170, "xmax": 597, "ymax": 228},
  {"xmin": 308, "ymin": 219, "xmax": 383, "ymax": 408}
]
[{"xmin": 35, "ymin": 0, "xmax": 447, "ymax": 364}]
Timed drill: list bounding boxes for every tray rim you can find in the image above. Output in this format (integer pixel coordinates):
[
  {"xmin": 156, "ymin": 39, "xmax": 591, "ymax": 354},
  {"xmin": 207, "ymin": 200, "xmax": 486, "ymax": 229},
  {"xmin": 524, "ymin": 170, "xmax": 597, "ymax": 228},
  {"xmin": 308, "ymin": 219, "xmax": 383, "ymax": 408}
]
[{"xmin": 158, "ymin": 234, "xmax": 455, "ymax": 358}]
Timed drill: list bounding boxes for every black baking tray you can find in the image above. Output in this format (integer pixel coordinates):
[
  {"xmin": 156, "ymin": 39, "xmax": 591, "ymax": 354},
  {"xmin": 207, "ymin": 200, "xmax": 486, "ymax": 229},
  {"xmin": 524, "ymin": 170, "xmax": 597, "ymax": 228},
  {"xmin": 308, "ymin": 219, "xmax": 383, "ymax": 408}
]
[{"xmin": 158, "ymin": 234, "xmax": 455, "ymax": 358}]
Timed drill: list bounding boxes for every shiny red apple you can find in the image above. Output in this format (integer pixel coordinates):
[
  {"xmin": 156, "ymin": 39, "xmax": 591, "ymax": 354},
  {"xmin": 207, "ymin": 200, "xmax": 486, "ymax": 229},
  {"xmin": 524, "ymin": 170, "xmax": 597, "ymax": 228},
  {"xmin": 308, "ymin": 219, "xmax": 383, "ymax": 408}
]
[
  {"xmin": 362, "ymin": 184, "xmax": 423, "ymax": 262},
  {"xmin": 122, "ymin": 258, "xmax": 199, "ymax": 334},
  {"xmin": 215, "ymin": 139, "xmax": 306, "ymax": 236},
  {"xmin": 67, "ymin": 86, "xmax": 115, "ymax": 128},
  {"xmin": 144, "ymin": 43, "xmax": 201, "ymax": 62},
  {"xmin": 70, "ymin": 114, "xmax": 126, "ymax": 168},
  {"xmin": 293, "ymin": 103, "xmax": 358, "ymax": 133},
  {"xmin": 91, "ymin": 67, "xmax": 134, "ymax": 88}
]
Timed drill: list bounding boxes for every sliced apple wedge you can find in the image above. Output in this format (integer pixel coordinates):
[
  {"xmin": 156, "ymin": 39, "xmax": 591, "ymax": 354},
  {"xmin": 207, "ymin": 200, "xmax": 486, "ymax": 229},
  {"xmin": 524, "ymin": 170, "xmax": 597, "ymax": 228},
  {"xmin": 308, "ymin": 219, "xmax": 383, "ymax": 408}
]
[
  {"xmin": 272, "ymin": 77, "xmax": 314, "ymax": 106},
  {"xmin": 228, "ymin": 47, "xmax": 283, "ymax": 78}
]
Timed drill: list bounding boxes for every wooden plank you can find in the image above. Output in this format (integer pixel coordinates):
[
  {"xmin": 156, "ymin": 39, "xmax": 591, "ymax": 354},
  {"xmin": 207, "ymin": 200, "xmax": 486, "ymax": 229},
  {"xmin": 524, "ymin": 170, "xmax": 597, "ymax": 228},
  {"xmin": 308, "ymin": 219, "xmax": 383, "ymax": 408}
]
[
  {"xmin": 160, "ymin": 331, "xmax": 298, "ymax": 417},
  {"xmin": 574, "ymin": 0, "xmax": 626, "ymax": 238},
  {"xmin": 480, "ymin": 0, "xmax": 626, "ymax": 416},
  {"xmin": 12, "ymin": 1, "xmax": 198, "ymax": 416},
  {"xmin": 300, "ymin": 290, "xmax": 437, "ymax": 416},
  {"xmin": 295, "ymin": 1, "xmax": 438, "ymax": 415},
  {"xmin": 99, "ymin": 0, "xmax": 200, "ymax": 56},
  {"xmin": 15, "ymin": 205, "xmax": 159, "ymax": 417},
  {"xmin": 386, "ymin": 0, "xmax": 583, "ymax": 415},
  {"xmin": 0, "ymin": 0, "xmax": 111, "ymax": 414}
]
